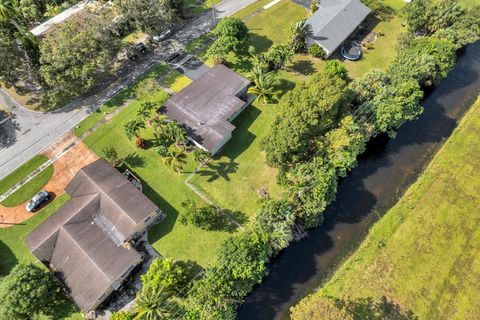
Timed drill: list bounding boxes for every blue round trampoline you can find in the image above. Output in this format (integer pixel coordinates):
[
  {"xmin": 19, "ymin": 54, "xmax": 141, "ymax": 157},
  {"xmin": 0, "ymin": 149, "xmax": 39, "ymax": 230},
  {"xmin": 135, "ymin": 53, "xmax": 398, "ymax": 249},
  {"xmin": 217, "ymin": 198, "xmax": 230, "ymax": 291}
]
[{"xmin": 341, "ymin": 44, "xmax": 362, "ymax": 61}]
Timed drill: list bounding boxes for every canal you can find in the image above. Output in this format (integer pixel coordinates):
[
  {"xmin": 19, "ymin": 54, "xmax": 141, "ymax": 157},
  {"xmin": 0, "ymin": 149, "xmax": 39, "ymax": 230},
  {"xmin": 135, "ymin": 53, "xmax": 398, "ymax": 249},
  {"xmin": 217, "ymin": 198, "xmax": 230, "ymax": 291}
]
[{"xmin": 238, "ymin": 41, "xmax": 480, "ymax": 320}]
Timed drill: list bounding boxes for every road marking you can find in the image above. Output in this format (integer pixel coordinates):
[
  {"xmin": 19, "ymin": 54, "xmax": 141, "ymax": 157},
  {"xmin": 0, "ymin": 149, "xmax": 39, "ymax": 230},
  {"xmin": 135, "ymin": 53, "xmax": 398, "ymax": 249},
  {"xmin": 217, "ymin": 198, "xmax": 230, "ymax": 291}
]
[{"xmin": 263, "ymin": 0, "xmax": 282, "ymax": 10}]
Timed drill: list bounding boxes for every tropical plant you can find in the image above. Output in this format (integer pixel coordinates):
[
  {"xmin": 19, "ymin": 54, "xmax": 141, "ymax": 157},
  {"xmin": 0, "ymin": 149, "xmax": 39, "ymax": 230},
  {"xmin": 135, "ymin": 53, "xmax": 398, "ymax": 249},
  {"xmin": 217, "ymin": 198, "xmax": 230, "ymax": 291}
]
[
  {"xmin": 151, "ymin": 114, "xmax": 169, "ymax": 139},
  {"xmin": 290, "ymin": 19, "xmax": 313, "ymax": 53},
  {"xmin": 193, "ymin": 148, "xmax": 210, "ymax": 164},
  {"xmin": 324, "ymin": 60, "xmax": 348, "ymax": 80},
  {"xmin": 265, "ymin": 43, "xmax": 294, "ymax": 71},
  {"xmin": 165, "ymin": 121, "xmax": 187, "ymax": 146},
  {"xmin": 180, "ymin": 199, "xmax": 219, "ymax": 230},
  {"xmin": 0, "ymin": 0, "xmax": 17, "ymax": 23},
  {"xmin": 162, "ymin": 145, "xmax": 187, "ymax": 173},
  {"xmin": 137, "ymin": 101, "xmax": 156, "ymax": 122},
  {"xmin": 124, "ymin": 119, "xmax": 146, "ymax": 148},
  {"xmin": 133, "ymin": 285, "xmax": 175, "ymax": 320},
  {"xmin": 102, "ymin": 147, "xmax": 122, "ymax": 166},
  {"xmin": 0, "ymin": 263, "xmax": 61, "ymax": 320},
  {"xmin": 308, "ymin": 43, "xmax": 325, "ymax": 59},
  {"xmin": 248, "ymin": 66, "xmax": 276, "ymax": 104},
  {"xmin": 141, "ymin": 258, "xmax": 189, "ymax": 294}
]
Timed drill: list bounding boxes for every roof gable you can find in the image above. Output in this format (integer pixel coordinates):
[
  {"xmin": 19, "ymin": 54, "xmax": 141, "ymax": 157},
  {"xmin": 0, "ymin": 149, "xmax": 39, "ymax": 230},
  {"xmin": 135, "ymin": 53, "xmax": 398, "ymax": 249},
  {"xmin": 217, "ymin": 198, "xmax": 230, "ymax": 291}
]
[
  {"xmin": 306, "ymin": 0, "xmax": 371, "ymax": 53},
  {"xmin": 163, "ymin": 64, "xmax": 250, "ymax": 151}
]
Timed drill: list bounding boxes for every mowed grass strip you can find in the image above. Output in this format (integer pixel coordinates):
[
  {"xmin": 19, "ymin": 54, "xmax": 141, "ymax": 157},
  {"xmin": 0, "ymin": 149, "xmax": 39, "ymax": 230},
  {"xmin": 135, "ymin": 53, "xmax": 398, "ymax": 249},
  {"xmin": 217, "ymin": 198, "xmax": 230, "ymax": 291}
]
[
  {"xmin": 82, "ymin": 89, "xmax": 237, "ymax": 267},
  {"xmin": 1, "ymin": 165, "xmax": 54, "ymax": 207},
  {"xmin": 318, "ymin": 96, "xmax": 480, "ymax": 320},
  {"xmin": 0, "ymin": 155, "xmax": 49, "ymax": 196}
]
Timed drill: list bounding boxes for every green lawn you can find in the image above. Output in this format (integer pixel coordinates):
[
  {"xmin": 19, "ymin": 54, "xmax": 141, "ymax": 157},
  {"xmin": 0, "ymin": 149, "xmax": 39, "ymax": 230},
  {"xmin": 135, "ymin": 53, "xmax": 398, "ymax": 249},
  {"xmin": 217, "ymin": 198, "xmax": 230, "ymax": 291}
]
[
  {"xmin": 159, "ymin": 70, "xmax": 193, "ymax": 93},
  {"xmin": 191, "ymin": 0, "xmax": 406, "ymax": 218},
  {"xmin": 190, "ymin": 103, "xmax": 282, "ymax": 219},
  {"xmin": 82, "ymin": 89, "xmax": 238, "ymax": 267},
  {"xmin": 185, "ymin": 0, "xmax": 222, "ymax": 15},
  {"xmin": 74, "ymin": 63, "xmax": 170, "ymax": 137},
  {"xmin": 0, "ymin": 155, "xmax": 49, "ymax": 196},
  {"xmin": 313, "ymin": 96, "xmax": 480, "ymax": 319},
  {"xmin": 1, "ymin": 165, "xmax": 53, "ymax": 207}
]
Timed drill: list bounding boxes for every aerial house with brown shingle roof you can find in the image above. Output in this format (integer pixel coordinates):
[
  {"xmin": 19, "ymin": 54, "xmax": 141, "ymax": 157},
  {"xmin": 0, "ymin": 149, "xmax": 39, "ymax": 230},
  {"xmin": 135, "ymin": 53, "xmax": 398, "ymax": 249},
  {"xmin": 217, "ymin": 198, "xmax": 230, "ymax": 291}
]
[
  {"xmin": 161, "ymin": 64, "xmax": 252, "ymax": 155},
  {"xmin": 25, "ymin": 159, "xmax": 163, "ymax": 312}
]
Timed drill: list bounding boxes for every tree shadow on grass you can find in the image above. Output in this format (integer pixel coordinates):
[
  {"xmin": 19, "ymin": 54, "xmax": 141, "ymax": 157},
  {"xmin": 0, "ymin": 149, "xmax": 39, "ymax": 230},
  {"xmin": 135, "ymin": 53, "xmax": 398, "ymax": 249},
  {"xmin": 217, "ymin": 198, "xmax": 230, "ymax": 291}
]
[
  {"xmin": 275, "ymin": 78, "xmax": 296, "ymax": 99},
  {"xmin": 196, "ymin": 159, "xmax": 240, "ymax": 183},
  {"xmin": 248, "ymin": 33, "xmax": 274, "ymax": 53},
  {"xmin": 0, "ymin": 240, "xmax": 17, "ymax": 276},
  {"xmin": 223, "ymin": 105, "xmax": 262, "ymax": 160},
  {"xmin": 124, "ymin": 152, "xmax": 146, "ymax": 168},
  {"xmin": 341, "ymin": 296, "xmax": 418, "ymax": 320},
  {"xmin": 290, "ymin": 59, "xmax": 316, "ymax": 76}
]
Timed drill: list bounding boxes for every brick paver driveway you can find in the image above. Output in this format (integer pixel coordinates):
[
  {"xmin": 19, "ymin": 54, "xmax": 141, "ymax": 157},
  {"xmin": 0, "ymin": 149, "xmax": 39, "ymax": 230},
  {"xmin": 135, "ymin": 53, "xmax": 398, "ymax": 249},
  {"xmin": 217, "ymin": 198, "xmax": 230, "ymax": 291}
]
[{"xmin": 0, "ymin": 142, "xmax": 98, "ymax": 227}]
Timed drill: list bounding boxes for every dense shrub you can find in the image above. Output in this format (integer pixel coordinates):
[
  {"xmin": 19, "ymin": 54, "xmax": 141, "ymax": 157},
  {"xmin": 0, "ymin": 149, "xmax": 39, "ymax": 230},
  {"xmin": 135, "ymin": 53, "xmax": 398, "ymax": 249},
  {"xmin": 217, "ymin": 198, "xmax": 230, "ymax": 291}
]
[
  {"xmin": 308, "ymin": 43, "xmax": 325, "ymax": 59},
  {"xmin": 184, "ymin": 230, "xmax": 272, "ymax": 320},
  {"xmin": 324, "ymin": 60, "xmax": 348, "ymax": 80},
  {"xmin": 0, "ymin": 263, "xmax": 61, "ymax": 320},
  {"xmin": 261, "ymin": 71, "xmax": 351, "ymax": 167},
  {"xmin": 180, "ymin": 199, "xmax": 219, "ymax": 230}
]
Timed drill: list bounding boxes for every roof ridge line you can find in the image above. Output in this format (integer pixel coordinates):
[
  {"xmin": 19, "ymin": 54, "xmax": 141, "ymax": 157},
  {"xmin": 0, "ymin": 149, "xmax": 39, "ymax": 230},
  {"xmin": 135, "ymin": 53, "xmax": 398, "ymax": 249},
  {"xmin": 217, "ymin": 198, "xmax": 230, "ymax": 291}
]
[
  {"xmin": 314, "ymin": 0, "xmax": 355, "ymax": 34},
  {"xmin": 81, "ymin": 167, "xmax": 138, "ymax": 226},
  {"xmin": 28, "ymin": 193, "xmax": 99, "ymax": 251},
  {"xmin": 58, "ymin": 226, "xmax": 113, "ymax": 283}
]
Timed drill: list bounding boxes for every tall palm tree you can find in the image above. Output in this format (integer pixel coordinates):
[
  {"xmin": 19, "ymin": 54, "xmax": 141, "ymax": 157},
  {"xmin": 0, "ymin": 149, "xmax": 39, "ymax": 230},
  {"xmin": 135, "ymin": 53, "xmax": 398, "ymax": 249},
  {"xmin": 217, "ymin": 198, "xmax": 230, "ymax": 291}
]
[
  {"xmin": 290, "ymin": 19, "xmax": 313, "ymax": 53},
  {"xmin": 163, "ymin": 145, "xmax": 187, "ymax": 173},
  {"xmin": 0, "ymin": 0, "xmax": 17, "ymax": 23},
  {"xmin": 134, "ymin": 285, "xmax": 175, "ymax": 320},
  {"xmin": 124, "ymin": 119, "xmax": 146, "ymax": 148},
  {"xmin": 0, "ymin": 0, "xmax": 23, "ymax": 33},
  {"xmin": 194, "ymin": 148, "xmax": 210, "ymax": 164},
  {"xmin": 137, "ymin": 101, "xmax": 156, "ymax": 123},
  {"xmin": 249, "ymin": 67, "xmax": 275, "ymax": 104},
  {"xmin": 151, "ymin": 114, "xmax": 169, "ymax": 139}
]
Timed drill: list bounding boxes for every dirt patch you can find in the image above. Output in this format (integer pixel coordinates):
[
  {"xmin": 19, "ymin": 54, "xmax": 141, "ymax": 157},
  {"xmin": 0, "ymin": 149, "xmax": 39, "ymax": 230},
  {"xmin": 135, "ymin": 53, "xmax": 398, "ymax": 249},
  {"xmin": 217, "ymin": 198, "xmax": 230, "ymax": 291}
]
[{"xmin": 0, "ymin": 142, "xmax": 98, "ymax": 227}]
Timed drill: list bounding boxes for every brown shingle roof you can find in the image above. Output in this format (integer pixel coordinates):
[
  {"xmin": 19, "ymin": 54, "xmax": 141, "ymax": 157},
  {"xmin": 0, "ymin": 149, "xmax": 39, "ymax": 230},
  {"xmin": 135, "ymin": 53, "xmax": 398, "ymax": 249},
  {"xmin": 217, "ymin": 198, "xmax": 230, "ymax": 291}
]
[
  {"xmin": 162, "ymin": 64, "xmax": 250, "ymax": 152},
  {"xmin": 25, "ymin": 159, "xmax": 159, "ymax": 311}
]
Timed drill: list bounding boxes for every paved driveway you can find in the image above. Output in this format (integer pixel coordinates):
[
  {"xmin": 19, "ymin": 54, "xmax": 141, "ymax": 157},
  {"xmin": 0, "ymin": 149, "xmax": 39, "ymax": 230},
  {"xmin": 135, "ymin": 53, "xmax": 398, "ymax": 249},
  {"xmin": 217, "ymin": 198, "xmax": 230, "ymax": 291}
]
[
  {"xmin": 0, "ymin": 0, "xmax": 257, "ymax": 180},
  {"xmin": 0, "ymin": 142, "xmax": 98, "ymax": 227}
]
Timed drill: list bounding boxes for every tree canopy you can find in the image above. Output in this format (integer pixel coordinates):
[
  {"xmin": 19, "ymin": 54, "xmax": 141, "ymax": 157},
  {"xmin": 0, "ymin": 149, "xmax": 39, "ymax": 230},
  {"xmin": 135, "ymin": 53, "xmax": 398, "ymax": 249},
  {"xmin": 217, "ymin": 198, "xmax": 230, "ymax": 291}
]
[
  {"xmin": 261, "ymin": 71, "xmax": 350, "ymax": 167},
  {"xmin": 0, "ymin": 263, "xmax": 61, "ymax": 320},
  {"xmin": 39, "ymin": 13, "xmax": 122, "ymax": 107}
]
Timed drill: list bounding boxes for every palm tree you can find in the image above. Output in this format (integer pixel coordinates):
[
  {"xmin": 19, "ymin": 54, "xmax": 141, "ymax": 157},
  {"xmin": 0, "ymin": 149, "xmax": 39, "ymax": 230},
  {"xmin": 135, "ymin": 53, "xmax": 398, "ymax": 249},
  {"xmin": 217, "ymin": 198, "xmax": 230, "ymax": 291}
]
[
  {"xmin": 194, "ymin": 148, "xmax": 210, "ymax": 164},
  {"xmin": 163, "ymin": 145, "xmax": 187, "ymax": 173},
  {"xmin": 290, "ymin": 19, "xmax": 313, "ymax": 53},
  {"xmin": 172, "ymin": 125, "xmax": 187, "ymax": 146},
  {"xmin": 134, "ymin": 285, "xmax": 175, "ymax": 320},
  {"xmin": 0, "ymin": 0, "xmax": 24, "ymax": 33},
  {"xmin": 137, "ymin": 101, "xmax": 156, "ymax": 123},
  {"xmin": 0, "ymin": 0, "xmax": 17, "ymax": 23},
  {"xmin": 249, "ymin": 67, "xmax": 275, "ymax": 104},
  {"xmin": 151, "ymin": 114, "xmax": 169, "ymax": 139},
  {"xmin": 124, "ymin": 119, "xmax": 146, "ymax": 148}
]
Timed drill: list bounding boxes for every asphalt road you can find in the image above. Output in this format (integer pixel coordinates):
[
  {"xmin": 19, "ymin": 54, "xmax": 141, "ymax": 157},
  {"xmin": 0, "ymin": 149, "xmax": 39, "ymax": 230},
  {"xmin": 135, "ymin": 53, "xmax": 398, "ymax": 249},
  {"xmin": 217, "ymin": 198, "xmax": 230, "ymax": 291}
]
[{"xmin": 0, "ymin": 0, "xmax": 257, "ymax": 180}]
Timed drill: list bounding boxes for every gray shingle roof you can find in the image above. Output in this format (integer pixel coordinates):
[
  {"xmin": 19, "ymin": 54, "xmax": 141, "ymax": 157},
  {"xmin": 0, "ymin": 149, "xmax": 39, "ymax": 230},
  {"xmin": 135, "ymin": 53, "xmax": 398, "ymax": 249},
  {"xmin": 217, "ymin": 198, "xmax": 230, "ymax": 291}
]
[
  {"xmin": 25, "ymin": 159, "xmax": 159, "ymax": 311},
  {"xmin": 162, "ymin": 64, "xmax": 250, "ymax": 152},
  {"xmin": 306, "ymin": 0, "xmax": 371, "ymax": 55}
]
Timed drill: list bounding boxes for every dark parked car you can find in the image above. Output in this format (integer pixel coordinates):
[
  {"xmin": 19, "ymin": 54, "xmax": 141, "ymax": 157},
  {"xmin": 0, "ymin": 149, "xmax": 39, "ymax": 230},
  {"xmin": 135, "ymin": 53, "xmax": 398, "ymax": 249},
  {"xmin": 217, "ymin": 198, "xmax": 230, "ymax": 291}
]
[
  {"xmin": 126, "ymin": 42, "xmax": 147, "ymax": 61},
  {"xmin": 25, "ymin": 191, "xmax": 50, "ymax": 212}
]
